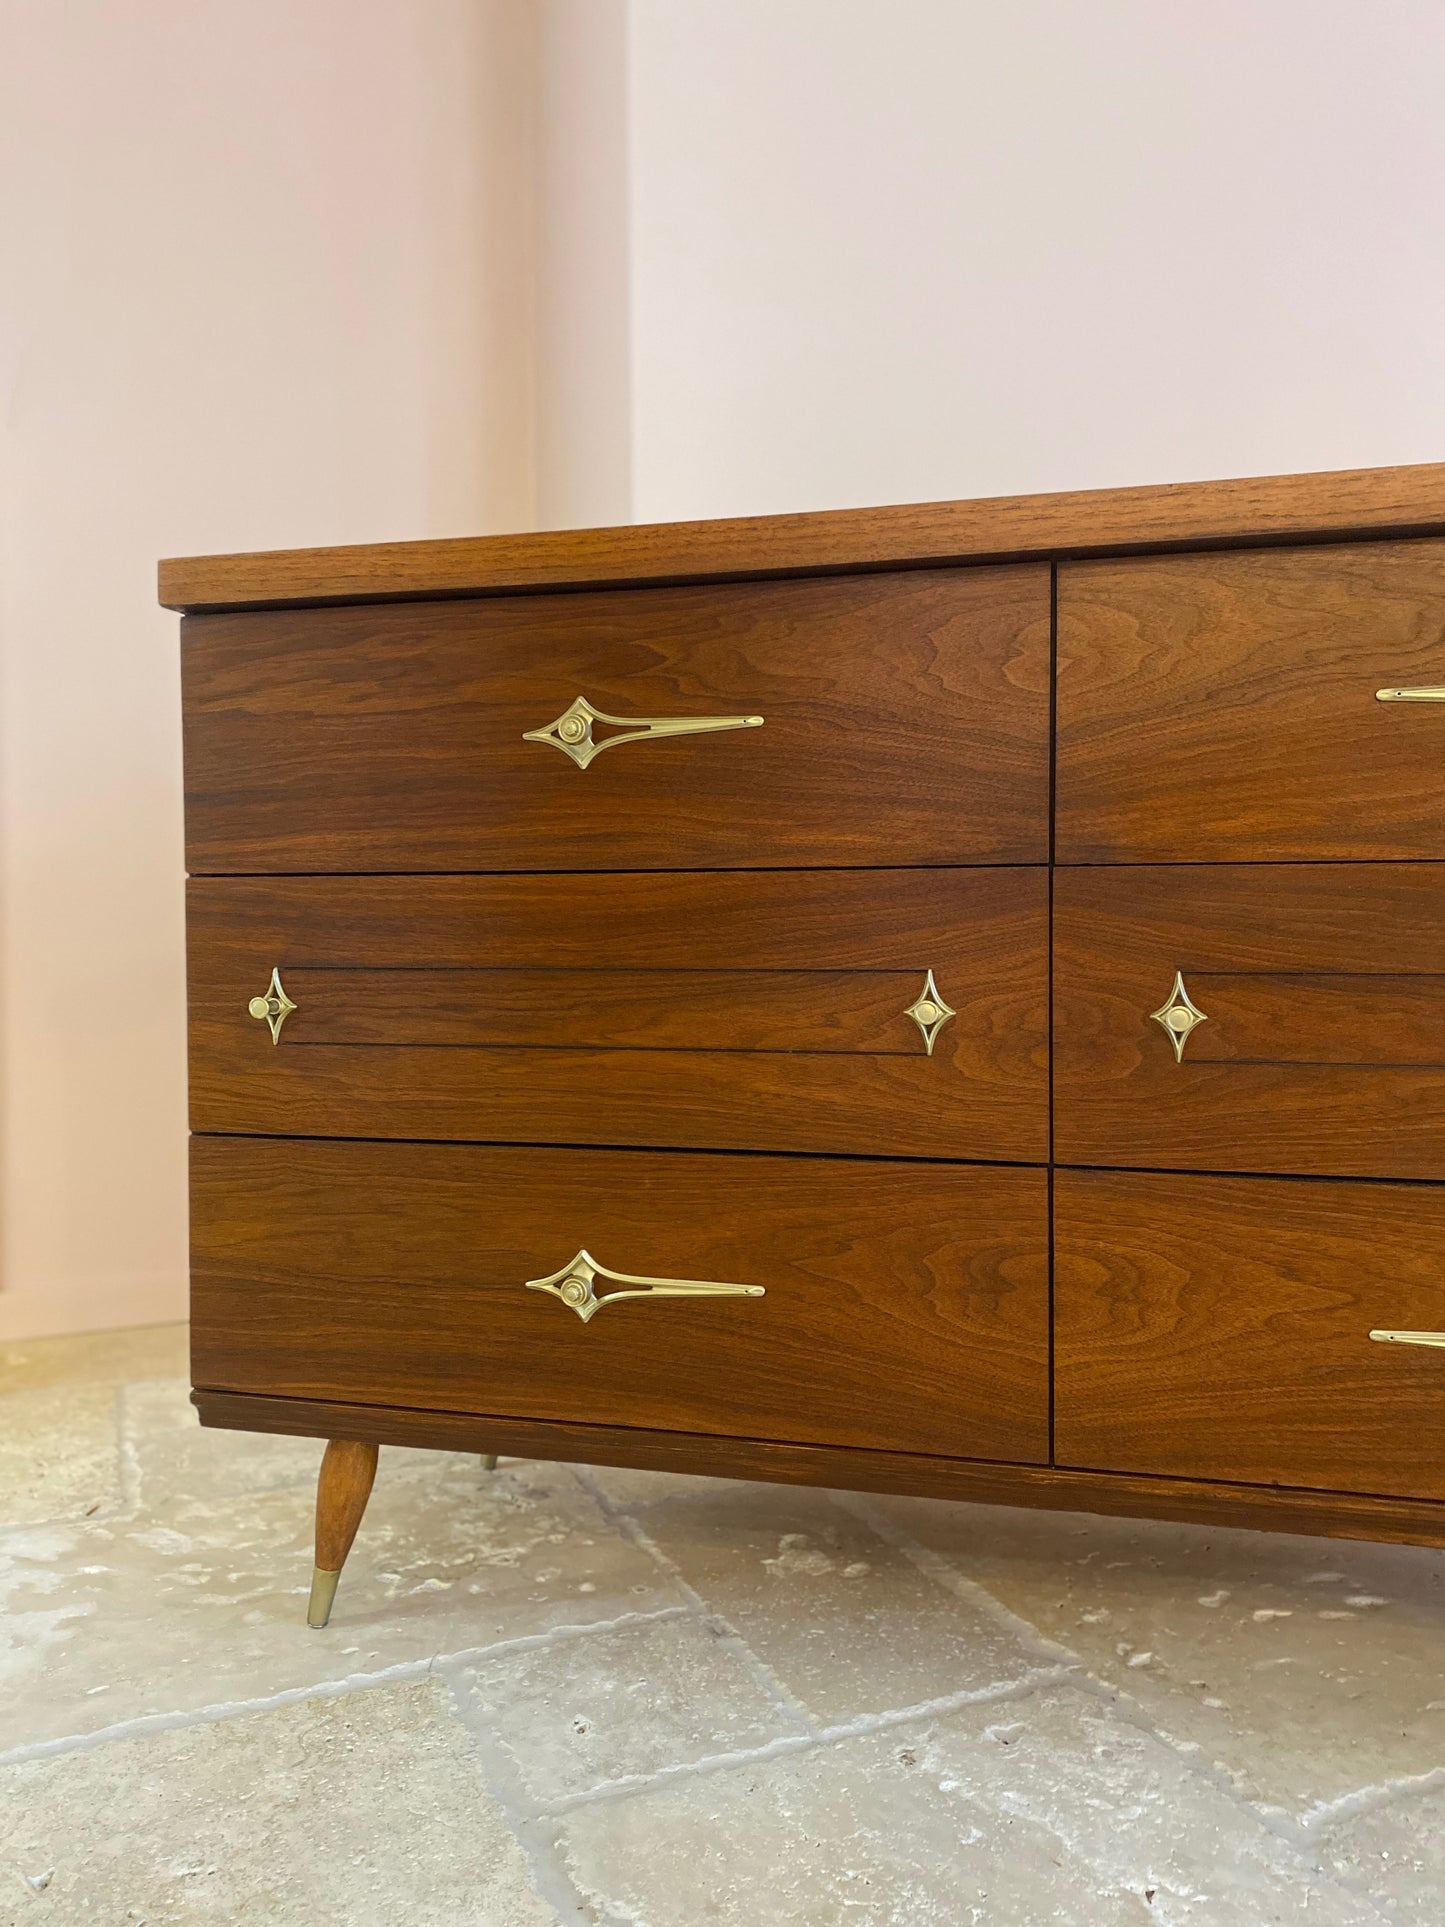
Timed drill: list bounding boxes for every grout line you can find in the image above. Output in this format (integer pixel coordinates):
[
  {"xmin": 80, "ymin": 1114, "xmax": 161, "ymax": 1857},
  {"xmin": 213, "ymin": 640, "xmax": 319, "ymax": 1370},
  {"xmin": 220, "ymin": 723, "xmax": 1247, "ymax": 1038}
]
[
  {"xmin": 0, "ymin": 1658, "xmax": 441, "ymax": 1768},
  {"xmin": 436, "ymin": 1661, "xmax": 610, "ymax": 1927},
  {"xmin": 0, "ymin": 1602, "xmax": 692, "ymax": 1770},
  {"xmin": 529, "ymin": 1669, "xmax": 1075, "ymax": 1820},
  {"xmin": 569, "ymin": 1464, "xmax": 818, "ymax": 1734},
  {"xmin": 828, "ymin": 1487, "xmax": 1419, "ymax": 1908},
  {"xmin": 833, "ymin": 1489, "xmax": 1084, "ymax": 1671},
  {"xmin": 1300, "ymin": 1762, "xmax": 1445, "ymax": 1836}
]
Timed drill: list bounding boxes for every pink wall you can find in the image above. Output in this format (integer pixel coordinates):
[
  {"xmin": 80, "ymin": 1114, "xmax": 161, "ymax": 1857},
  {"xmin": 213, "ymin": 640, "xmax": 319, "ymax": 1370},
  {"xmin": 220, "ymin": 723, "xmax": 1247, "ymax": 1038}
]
[
  {"xmin": 0, "ymin": 1, "xmax": 536, "ymax": 1339},
  {"xmin": 623, "ymin": 0, "xmax": 1445, "ymax": 523},
  {"xmin": 6, "ymin": 1, "xmax": 1445, "ymax": 1337}
]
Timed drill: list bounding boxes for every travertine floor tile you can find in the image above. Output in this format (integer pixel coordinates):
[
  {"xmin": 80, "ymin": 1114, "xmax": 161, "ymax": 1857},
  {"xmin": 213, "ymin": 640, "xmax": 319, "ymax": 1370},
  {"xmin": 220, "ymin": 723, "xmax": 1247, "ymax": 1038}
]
[
  {"xmin": 559, "ymin": 1684, "xmax": 1380, "ymax": 1927},
  {"xmin": 456, "ymin": 1612, "xmax": 805, "ymax": 1803},
  {"xmin": 0, "ymin": 1383, "xmax": 121, "ymax": 1527},
  {"xmin": 1, "ymin": 1454, "xmax": 681, "ymax": 1750},
  {"xmin": 0, "ymin": 1322, "xmax": 187, "ymax": 1395},
  {"xmin": 1317, "ymin": 1782, "xmax": 1445, "ymax": 1923},
  {"xmin": 7, "ymin": 1326, "xmax": 1438, "ymax": 1925},
  {"xmin": 617, "ymin": 1481, "xmax": 1053, "ymax": 1722},
  {"xmin": 0, "ymin": 1681, "xmax": 555, "ymax": 1927},
  {"xmin": 856, "ymin": 1495, "xmax": 1445, "ymax": 1817},
  {"xmin": 120, "ymin": 1378, "xmax": 320, "ymax": 1509},
  {"xmin": 579, "ymin": 1460, "xmax": 744, "ymax": 1510}
]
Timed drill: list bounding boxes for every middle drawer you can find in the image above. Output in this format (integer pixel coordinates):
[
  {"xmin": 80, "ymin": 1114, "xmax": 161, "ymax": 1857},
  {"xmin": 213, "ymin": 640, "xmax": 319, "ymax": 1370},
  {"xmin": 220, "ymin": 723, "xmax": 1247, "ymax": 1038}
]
[
  {"xmin": 1056, "ymin": 863, "xmax": 1445, "ymax": 1179},
  {"xmin": 190, "ymin": 868, "xmax": 1048, "ymax": 1162}
]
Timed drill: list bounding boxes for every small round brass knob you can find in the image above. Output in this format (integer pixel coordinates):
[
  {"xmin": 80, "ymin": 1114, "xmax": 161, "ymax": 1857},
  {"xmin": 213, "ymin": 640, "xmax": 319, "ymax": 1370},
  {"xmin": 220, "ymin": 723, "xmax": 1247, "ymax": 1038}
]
[
  {"xmin": 560, "ymin": 1277, "xmax": 590, "ymax": 1307},
  {"xmin": 914, "ymin": 1001, "xmax": 940, "ymax": 1024},
  {"xmin": 248, "ymin": 997, "xmax": 270, "ymax": 1020},
  {"xmin": 1164, "ymin": 1007, "xmax": 1192, "ymax": 1032},
  {"xmin": 558, "ymin": 716, "xmax": 587, "ymax": 743}
]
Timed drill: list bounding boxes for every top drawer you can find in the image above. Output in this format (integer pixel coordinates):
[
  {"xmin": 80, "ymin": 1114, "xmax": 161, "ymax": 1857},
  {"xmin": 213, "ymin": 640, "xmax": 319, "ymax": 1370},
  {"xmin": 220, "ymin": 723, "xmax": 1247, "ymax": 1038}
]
[
  {"xmin": 182, "ymin": 566, "xmax": 1049, "ymax": 873},
  {"xmin": 1057, "ymin": 539, "xmax": 1445, "ymax": 861}
]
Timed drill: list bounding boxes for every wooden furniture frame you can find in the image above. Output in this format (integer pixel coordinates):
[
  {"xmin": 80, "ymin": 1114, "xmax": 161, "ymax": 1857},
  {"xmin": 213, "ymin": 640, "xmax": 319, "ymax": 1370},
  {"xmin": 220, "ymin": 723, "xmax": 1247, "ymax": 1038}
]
[{"xmin": 165, "ymin": 461, "xmax": 1445, "ymax": 1626}]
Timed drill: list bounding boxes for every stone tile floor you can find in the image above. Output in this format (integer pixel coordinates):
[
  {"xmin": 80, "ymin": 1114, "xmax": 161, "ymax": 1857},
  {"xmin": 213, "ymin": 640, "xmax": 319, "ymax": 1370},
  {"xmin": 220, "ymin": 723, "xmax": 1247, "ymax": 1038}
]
[{"xmin": 2, "ymin": 1325, "xmax": 1443, "ymax": 1924}]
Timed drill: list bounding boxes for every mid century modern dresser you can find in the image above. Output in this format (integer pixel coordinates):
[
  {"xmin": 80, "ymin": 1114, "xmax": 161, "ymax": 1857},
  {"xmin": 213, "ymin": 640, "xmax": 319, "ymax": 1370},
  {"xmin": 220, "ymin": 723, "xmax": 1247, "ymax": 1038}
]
[{"xmin": 163, "ymin": 462, "xmax": 1445, "ymax": 1627}]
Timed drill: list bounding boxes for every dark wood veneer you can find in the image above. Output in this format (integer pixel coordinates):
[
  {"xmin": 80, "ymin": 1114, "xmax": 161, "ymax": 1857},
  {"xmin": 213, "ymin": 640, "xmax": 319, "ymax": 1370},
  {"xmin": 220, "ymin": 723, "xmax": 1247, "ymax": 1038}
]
[
  {"xmin": 1055, "ymin": 863, "xmax": 1445, "ymax": 1179},
  {"xmin": 194, "ymin": 1389, "xmax": 1445, "ymax": 1550},
  {"xmin": 1058, "ymin": 540, "xmax": 1445, "ymax": 862},
  {"xmin": 161, "ymin": 460, "xmax": 1445, "ymax": 612},
  {"xmin": 190, "ymin": 1137, "xmax": 1050, "ymax": 1465},
  {"xmin": 1055, "ymin": 1169, "xmax": 1445, "ymax": 1501},
  {"xmin": 183, "ymin": 567, "xmax": 1049, "ymax": 873},
  {"xmin": 188, "ymin": 868, "xmax": 1048, "ymax": 1161},
  {"xmin": 170, "ymin": 465, "xmax": 1445, "ymax": 1602}
]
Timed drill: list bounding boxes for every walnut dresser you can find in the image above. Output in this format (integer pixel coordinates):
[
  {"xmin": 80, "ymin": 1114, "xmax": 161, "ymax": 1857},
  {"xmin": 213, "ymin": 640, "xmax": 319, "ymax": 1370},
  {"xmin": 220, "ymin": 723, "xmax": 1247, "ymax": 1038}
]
[{"xmin": 163, "ymin": 461, "xmax": 1445, "ymax": 1628}]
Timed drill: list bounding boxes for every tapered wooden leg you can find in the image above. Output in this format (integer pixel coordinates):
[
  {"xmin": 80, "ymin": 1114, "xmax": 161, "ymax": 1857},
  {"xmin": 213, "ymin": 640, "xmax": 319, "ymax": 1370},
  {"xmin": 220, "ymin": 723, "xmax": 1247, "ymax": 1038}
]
[{"xmin": 307, "ymin": 1439, "xmax": 379, "ymax": 1629}]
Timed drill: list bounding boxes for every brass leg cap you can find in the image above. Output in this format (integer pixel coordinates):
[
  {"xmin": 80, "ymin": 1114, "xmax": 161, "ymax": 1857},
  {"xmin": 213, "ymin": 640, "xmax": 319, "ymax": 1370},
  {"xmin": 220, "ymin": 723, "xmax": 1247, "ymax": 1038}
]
[
  {"xmin": 480, "ymin": 1453, "xmax": 499, "ymax": 1473},
  {"xmin": 307, "ymin": 1566, "xmax": 342, "ymax": 1629}
]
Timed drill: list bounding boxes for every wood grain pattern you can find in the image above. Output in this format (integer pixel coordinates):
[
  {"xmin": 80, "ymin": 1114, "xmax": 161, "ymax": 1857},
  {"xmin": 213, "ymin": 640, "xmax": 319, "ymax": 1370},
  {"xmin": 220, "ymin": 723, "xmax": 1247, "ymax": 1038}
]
[
  {"xmin": 182, "ymin": 567, "xmax": 1049, "ymax": 873},
  {"xmin": 190, "ymin": 1138, "xmax": 1050, "ymax": 1464},
  {"xmin": 1054, "ymin": 863, "xmax": 1445, "ymax": 1179},
  {"xmin": 276, "ymin": 966, "xmax": 931, "ymax": 1054},
  {"xmin": 188, "ymin": 869, "xmax": 1048, "ymax": 1161},
  {"xmin": 313, "ymin": 1439, "xmax": 378, "ymax": 1573},
  {"xmin": 1057, "ymin": 539, "xmax": 1445, "ymax": 860},
  {"xmin": 1055, "ymin": 1169, "xmax": 1445, "ymax": 1501},
  {"xmin": 194, "ymin": 1388, "xmax": 1445, "ymax": 1550},
  {"xmin": 160, "ymin": 461, "xmax": 1445, "ymax": 612}
]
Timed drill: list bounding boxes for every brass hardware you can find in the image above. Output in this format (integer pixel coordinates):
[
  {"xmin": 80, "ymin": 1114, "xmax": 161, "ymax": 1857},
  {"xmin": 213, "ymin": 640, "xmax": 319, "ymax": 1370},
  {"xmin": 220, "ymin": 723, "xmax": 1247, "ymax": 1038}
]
[
  {"xmin": 1369, "ymin": 1329, "xmax": 1445, "ymax": 1349},
  {"xmin": 1149, "ymin": 970, "xmax": 1209, "ymax": 1062},
  {"xmin": 523, "ymin": 695, "xmax": 764, "ymax": 770},
  {"xmin": 1376, "ymin": 687, "xmax": 1445, "ymax": 702},
  {"xmin": 306, "ymin": 1566, "xmax": 341, "ymax": 1629},
  {"xmin": 526, "ymin": 1248, "xmax": 765, "ymax": 1323},
  {"xmin": 479, "ymin": 1453, "xmax": 499, "ymax": 1473},
  {"xmin": 904, "ymin": 970, "xmax": 956, "ymax": 1055},
  {"xmin": 247, "ymin": 967, "xmax": 296, "ymax": 1044}
]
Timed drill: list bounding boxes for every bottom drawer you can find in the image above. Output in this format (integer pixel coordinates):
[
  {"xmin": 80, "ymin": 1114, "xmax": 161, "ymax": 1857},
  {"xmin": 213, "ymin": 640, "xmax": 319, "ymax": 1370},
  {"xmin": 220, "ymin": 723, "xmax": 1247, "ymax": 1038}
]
[
  {"xmin": 191, "ymin": 1139, "xmax": 1049, "ymax": 1463},
  {"xmin": 1056, "ymin": 1169, "xmax": 1445, "ymax": 1500}
]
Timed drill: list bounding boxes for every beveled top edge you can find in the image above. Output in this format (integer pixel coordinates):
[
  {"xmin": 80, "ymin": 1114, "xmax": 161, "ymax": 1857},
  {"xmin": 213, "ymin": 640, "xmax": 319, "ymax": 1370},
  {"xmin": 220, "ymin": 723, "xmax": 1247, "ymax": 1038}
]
[{"xmin": 159, "ymin": 460, "xmax": 1445, "ymax": 613}]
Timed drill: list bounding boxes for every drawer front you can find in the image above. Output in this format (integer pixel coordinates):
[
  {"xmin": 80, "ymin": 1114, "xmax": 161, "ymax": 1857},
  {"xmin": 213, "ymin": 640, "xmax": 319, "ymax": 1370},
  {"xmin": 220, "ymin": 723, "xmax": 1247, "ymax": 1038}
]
[
  {"xmin": 190, "ymin": 1139, "xmax": 1050, "ymax": 1462},
  {"xmin": 183, "ymin": 567, "xmax": 1049, "ymax": 873},
  {"xmin": 1055, "ymin": 864, "xmax": 1445, "ymax": 1180},
  {"xmin": 1056, "ymin": 1170, "xmax": 1445, "ymax": 1500},
  {"xmin": 189, "ymin": 868, "xmax": 1048, "ymax": 1162},
  {"xmin": 1057, "ymin": 539, "xmax": 1445, "ymax": 861}
]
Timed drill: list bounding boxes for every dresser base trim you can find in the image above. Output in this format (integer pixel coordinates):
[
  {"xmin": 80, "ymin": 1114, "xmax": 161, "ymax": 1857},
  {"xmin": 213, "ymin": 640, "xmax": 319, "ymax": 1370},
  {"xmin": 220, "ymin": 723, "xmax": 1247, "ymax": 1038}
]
[{"xmin": 193, "ymin": 1389, "xmax": 1445, "ymax": 1550}]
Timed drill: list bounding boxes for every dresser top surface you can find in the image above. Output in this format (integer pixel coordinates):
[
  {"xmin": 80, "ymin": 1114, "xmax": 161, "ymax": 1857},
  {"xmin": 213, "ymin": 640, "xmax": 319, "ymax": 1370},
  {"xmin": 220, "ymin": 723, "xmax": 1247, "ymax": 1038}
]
[{"xmin": 159, "ymin": 459, "xmax": 1445, "ymax": 615}]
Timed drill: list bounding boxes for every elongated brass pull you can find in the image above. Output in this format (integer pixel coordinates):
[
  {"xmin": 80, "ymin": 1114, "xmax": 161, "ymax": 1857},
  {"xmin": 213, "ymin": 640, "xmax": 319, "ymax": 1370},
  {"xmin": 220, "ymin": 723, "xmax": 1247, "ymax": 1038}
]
[
  {"xmin": 526, "ymin": 1248, "xmax": 765, "ymax": 1323},
  {"xmin": 1369, "ymin": 1329, "xmax": 1445, "ymax": 1349},
  {"xmin": 523, "ymin": 696, "xmax": 763, "ymax": 770},
  {"xmin": 247, "ymin": 967, "xmax": 296, "ymax": 1044},
  {"xmin": 1149, "ymin": 970, "xmax": 1209, "ymax": 1062},
  {"xmin": 1376, "ymin": 687, "xmax": 1445, "ymax": 702}
]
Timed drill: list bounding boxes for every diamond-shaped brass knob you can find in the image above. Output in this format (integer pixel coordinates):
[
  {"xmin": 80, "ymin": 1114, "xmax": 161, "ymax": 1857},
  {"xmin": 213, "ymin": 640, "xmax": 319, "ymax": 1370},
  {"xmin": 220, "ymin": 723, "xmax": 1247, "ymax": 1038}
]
[
  {"xmin": 248, "ymin": 967, "xmax": 296, "ymax": 1045},
  {"xmin": 1149, "ymin": 970, "xmax": 1208, "ymax": 1062},
  {"xmin": 904, "ymin": 971, "xmax": 956, "ymax": 1055}
]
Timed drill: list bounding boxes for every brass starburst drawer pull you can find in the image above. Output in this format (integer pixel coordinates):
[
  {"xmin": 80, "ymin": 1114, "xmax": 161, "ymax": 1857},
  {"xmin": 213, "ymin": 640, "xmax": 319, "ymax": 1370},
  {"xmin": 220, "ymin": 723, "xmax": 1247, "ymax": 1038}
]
[
  {"xmin": 1369, "ymin": 1329, "xmax": 1445, "ymax": 1349},
  {"xmin": 526, "ymin": 1248, "xmax": 765, "ymax": 1323},
  {"xmin": 904, "ymin": 971, "xmax": 956, "ymax": 1055},
  {"xmin": 247, "ymin": 967, "xmax": 296, "ymax": 1044},
  {"xmin": 523, "ymin": 695, "xmax": 763, "ymax": 770},
  {"xmin": 1150, "ymin": 970, "xmax": 1209, "ymax": 1062},
  {"xmin": 1376, "ymin": 686, "xmax": 1445, "ymax": 702}
]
